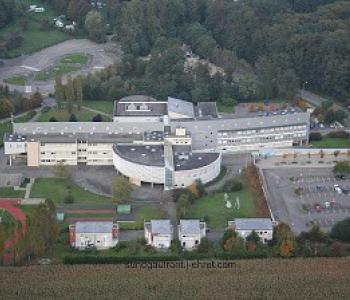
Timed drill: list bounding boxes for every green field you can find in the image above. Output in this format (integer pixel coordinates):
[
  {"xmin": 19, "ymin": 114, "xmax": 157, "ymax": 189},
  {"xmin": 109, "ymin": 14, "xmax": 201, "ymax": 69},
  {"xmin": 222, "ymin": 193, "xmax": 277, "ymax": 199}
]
[
  {"xmin": 37, "ymin": 107, "xmax": 111, "ymax": 122},
  {"xmin": 4, "ymin": 76, "xmax": 26, "ymax": 86},
  {"xmin": 217, "ymin": 103, "xmax": 234, "ymax": 113},
  {"xmin": 0, "ymin": 0, "xmax": 69, "ymax": 58},
  {"xmin": 83, "ymin": 101, "xmax": 114, "ymax": 114},
  {"xmin": 0, "ymin": 20, "xmax": 69, "ymax": 58},
  {"xmin": 311, "ymin": 138, "xmax": 350, "ymax": 148},
  {"xmin": 0, "ymin": 122, "xmax": 12, "ymax": 147},
  {"xmin": 0, "ymin": 187, "xmax": 25, "ymax": 198},
  {"xmin": 118, "ymin": 206, "xmax": 166, "ymax": 230},
  {"xmin": 35, "ymin": 64, "xmax": 80, "ymax": 81},
  {"xmin": 60, "ymin": 53, "xmax": 89, "ymax": 65},
  {"xmin": 0, "ymin": 210, "xmax": 18, "ymax": 240},
  {"xmin": 190, "ymin": 189, "xmax": 256, "ymax": 229},
  {"xmin": 30, "ymin": 178, "xmax": 111, "ymax": 204}
]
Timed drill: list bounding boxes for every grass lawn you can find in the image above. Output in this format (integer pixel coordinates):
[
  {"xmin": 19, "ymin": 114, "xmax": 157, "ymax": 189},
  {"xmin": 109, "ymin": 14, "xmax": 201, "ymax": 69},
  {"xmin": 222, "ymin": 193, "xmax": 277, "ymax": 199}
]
[
  {"xmin": 0, "ymin": 17, "xmax": 69, "ymax": 58},
  {"xmin": 14, "ymin": 111, "xmax": 36, "ymax": 123},
  {"xmin": 66, "ymin": 213, "xmax": 114, "ymax": 219},
  {"xmin": 30, "ymin": 178, "xmax": 111, "ymax": 204},
  {"xmin": 60, "ymin": 53, "xmax": 89, "ymax": 65},
  {"xmin": 190, "ymin": 188, "xmax": 256, "ymax": 229},
  {"xmin": 4, "ymin": 76, "xmax": 26, "ymax": 86},
  {"xmin": 217, "ymin": 103, "xmax": 234, "ymax": 113},
  {"xmin": 118, "ymin": 205, "xmax": 166, "ymax": 230},
  {"xmin": 83, "ymin": 101, "xmax": 114, "ymax": 114},
  {"xmin": 37, "ymin": 107, "xmax": 111, "ymax": 122},
  {"xmin": 311, "ymin": 138, "xmax": 350, "ymax": 148},
  {"xmin": 0, "ymin": 210, "xmax": 18, "ymax": 240},
  {"xmin": 0, "ymin": 187, "xmax": 25, "ymax": 198},
  {"xmin": 35, "ymin": 64, "xmax": 80, "ymax": 81},
  {"xmin": 0, "ymin": 122, "xmax": 12, "ymax": 147}
]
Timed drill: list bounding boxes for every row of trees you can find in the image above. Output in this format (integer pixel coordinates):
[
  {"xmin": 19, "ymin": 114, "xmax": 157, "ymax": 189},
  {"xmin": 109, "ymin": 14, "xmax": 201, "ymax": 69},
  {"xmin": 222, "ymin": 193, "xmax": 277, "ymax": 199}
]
[
  {"xmin": 55, "ymin": 76, "xmax": 83, "ymax": 113},
  {"xmin": 0, "ymin": 91, "xmax": 43, "ymax": 119},
  {"xmin": 0, "ymin": 200, "xmax": 59, "ymax": 265},
  {"xmin": 110, "ymin": 0, "xmax": 350, "ymax": 102}
]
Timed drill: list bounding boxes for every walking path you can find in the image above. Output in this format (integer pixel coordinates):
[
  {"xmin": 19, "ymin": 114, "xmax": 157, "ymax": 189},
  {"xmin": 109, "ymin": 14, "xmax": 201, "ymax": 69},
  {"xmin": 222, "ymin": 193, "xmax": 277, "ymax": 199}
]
[
  {"xmin": 82, "ymin": 106, "xmax": 112, "ymax": 118},
  {"xmin": 24, "ymin": 178, "xmax": 35, "ymax": 199}
]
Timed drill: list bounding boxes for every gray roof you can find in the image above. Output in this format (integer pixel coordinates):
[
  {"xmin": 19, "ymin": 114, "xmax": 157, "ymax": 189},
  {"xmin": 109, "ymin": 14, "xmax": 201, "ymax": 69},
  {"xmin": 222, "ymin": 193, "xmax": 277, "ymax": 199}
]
[
  {"xmin": 150, "ymin": 220, "xmax": 172, "ymax": 235},
  {"xmin": 179, "ymin": 219, "xmax": 201, "ymax": 235},
  {"xmin": 75, "ymin": 221, "xmax": 113, "ymax": 233},
  {"xmin": 174, "ymin": 152, "xmax": 220, "ymax": 171},
  {"xmin": 113, "ymin": 144, "xmax": 165, "ymax": 167},
  {"xmin": 4, "ymin": 133, "xmax": 27, "ymax": 143},
  {"xmin": 113, "ymin": 143, "xmax": 220, "ymax": 170},
  {"xmin": 231, "ymin": 218, "xmax": 273, "ymax": 231},
  {"xmin": 173, "ymin": 112, "xmax": 310, "ymax": 132},
  {"xmin": 13, "ymin": 122, "xmax": 164, "ymax": 136},
  {"xmin": 196, "ymin": 102, "xmax": 218, "ymax": 119},
  {"xmin": 143, "ymin": 131, "xmax": 164, "ymax": 142},
  {"xmin": 168, "ymin": 97, "xmax": 195, "ymax": 118}
]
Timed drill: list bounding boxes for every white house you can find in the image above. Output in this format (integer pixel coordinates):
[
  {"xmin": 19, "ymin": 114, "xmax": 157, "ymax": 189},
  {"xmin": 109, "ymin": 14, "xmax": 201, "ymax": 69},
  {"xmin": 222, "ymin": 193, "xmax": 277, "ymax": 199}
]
[
  {"xmin": 69, "ymin": 221, "xmax": 119, "ymax": 250},
  {"xmin": 144, "ymin": 220, "xmax": 173, "ymax": 249},
  {"xmin": 178, "ymin": 219, "xmax": 206, "ymax": 250},
  {"xmin": 228, "ymin": 218, "xmax": 274, "ymax": 244}
]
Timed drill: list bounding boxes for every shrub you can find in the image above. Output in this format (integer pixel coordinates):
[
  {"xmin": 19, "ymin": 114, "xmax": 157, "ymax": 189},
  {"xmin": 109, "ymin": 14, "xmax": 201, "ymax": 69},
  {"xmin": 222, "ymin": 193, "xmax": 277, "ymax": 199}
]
[
  {"xmin": 64, "ymin": 191, "xmax": 74, "ymax": 204},
  {"xmin": 326, "ymin": 130, "xmax": 349, "ymax": 139},
  {"xmin": 331, "ymin": 218, "xmax": 350, "ymax": 243},
  {"xmin": 309, "ymin": 132, "xmax": 322, "ymax": 141},
  {"xmin": 222, "ymin": 179, "xmax": 243, "ymax": 193},
  {"xmin": 63, "ymin": 255, "xmax": 180, "ymax": 264}
]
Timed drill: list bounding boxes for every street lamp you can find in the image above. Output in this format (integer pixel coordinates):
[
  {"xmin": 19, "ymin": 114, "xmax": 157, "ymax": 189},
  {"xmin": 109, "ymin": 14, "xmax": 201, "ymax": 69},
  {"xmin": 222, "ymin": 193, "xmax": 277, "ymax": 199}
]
[{"xmin": 300, "ymin": 81, "xmax": 309, "ymax": 100}]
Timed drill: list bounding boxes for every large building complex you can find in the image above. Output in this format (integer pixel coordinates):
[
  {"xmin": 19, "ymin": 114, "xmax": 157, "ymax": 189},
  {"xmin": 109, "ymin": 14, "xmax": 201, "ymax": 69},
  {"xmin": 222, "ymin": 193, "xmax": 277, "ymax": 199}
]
[{"xmin": 4, "ymin": 95, "xmax": 310, "ymax": 189}]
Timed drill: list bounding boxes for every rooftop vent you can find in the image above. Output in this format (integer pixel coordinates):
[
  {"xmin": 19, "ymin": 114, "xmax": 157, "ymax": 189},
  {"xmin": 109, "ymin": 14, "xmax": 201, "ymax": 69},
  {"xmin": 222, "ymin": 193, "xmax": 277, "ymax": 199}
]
[
  {"xmin": 198, "ymin": 157, "xmax": 202, "ymax": 160},
  {"xmin": 141, "ymin": 153, "xmax": 146, "ymax": 157},
  {"xmin": 131, "ymin": 148, "xmax": 135, "ymax": 151}
]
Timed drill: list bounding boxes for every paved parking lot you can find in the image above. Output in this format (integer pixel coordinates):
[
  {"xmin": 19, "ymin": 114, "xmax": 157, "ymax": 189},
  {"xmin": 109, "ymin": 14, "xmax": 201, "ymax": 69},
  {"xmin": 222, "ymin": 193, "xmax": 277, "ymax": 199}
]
[
  {"xmin": 0, "ymin": 38, "xmax": 121, "ymax": 94},
  {"xmin": 263, "ymin": 167, "xmax": 350, "ymax": 233}
]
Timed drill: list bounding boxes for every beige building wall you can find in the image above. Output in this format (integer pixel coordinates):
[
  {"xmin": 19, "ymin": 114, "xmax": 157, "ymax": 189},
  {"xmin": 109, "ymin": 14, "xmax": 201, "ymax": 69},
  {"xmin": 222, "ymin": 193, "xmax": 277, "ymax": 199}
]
[
  {"xmin": 39, "ymin": 142, "xmax": 78, "ymax": 165},
  {"xmin": 27, "ymin": 141, "xmax": 40, "ymax": 167},
  {"xmin": 86, "ymin": 143, "xmax": 114, "ymax": 165}
]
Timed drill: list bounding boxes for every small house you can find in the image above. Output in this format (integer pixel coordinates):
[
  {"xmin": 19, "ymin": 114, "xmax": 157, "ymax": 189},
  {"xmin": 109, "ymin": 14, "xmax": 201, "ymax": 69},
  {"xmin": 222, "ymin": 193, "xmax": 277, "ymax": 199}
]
[
  {"xmin": 228, "ymin": 218, "xmax": 274, "ymax": 244},
  {"xmin": 69, "ymin": 221, "xmax": 119, "ymax": 250},
  {"xmin": 144, "ymin": 220, "xmax": 173, "ymax": 249},
  {"xmin": 178, "ymin": 219, "xmax": 206, "ymax": 250}
]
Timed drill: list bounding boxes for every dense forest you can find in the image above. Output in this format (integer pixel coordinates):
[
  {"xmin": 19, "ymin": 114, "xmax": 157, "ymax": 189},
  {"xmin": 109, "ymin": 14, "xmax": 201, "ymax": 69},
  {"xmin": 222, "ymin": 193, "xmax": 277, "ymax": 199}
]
[{"xmin": 1, "ymin": 0, "xmax": 350, "ymax": 103}]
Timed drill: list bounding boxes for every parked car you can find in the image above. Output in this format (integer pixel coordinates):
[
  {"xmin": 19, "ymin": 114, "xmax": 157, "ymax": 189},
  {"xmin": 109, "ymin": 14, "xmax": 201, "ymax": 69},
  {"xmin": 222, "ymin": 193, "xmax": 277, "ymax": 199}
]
[
  {"xmin": 335, "ymin": 174, "xmax": 347, "ymax": 180},
  {"xmin": 314, "ymin": 203, "xmax": 322, "ymax": 212},
  {"xmin": 334, "ymin": 184, "xmax": 342, "ymax": 194}
]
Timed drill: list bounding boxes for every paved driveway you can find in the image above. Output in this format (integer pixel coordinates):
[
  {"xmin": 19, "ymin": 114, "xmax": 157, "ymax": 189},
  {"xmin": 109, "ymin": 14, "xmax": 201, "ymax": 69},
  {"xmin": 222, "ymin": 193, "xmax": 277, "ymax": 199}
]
[{"xmin": 0, "ymin": 39, "xmax": 121, "ymax": 95}]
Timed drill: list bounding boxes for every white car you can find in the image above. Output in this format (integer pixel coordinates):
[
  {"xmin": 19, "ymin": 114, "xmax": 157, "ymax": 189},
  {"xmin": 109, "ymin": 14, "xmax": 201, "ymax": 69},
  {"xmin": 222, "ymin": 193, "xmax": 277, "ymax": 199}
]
[{"xmin": 334, "ymin": 184, "xmax": 342, "ymax": 194}]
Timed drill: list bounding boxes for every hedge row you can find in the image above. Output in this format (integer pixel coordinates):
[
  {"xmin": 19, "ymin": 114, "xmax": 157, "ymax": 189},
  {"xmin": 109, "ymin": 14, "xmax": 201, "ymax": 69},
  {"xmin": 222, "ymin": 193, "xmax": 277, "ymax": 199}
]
[
  {"xmin": 63, "ymin": 255, "xmax": 180, "ymax": 265},
  {"xmin": 63, "ymin": 251, "xmax": 271, "ymax": 264}
]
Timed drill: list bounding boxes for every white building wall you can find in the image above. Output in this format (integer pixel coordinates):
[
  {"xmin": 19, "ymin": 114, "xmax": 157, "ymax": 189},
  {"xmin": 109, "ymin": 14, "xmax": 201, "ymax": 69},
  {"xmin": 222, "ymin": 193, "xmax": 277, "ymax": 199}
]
[
  {"xmin": 75, "ymin": 232, "xmax": 118, "ymax": 249},
  {"xmin": 4, "ymin": 141, "xmax": 26, "ymax": 154},
  {"xmin": 144, "ymin": 225, "xmax": 172, "ymax": 249},
  {"xmin": 236, "ymin": 229, "xmax": 273, "ymax": 244},
  {"xmin": 113, "ymin": 151, "xmax": 164, "ymax": 184},
  {"xmin": 173, "ymin": 153, "xmax": 221, "ymax": 188}
]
